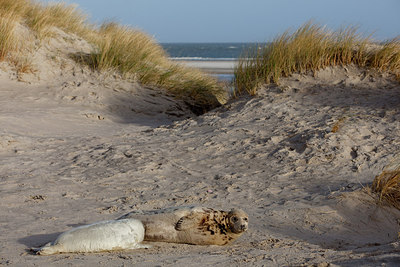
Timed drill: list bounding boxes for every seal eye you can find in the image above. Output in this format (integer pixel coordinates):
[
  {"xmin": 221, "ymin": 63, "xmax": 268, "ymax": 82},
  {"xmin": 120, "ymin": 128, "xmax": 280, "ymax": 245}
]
[
  {"xmin": 232, "ymin": 216, "xmax": 238, "ymax": 222},
  {"xmin": 244, "ymin": 217, "xmax": 248, "ymax": 221}
]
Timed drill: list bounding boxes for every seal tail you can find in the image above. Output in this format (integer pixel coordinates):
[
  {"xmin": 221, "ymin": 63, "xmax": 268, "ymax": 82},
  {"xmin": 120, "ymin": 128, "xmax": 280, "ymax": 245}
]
[{"xmin": 30, "ymin": 247, "xmax": 41, "ymax": 254}]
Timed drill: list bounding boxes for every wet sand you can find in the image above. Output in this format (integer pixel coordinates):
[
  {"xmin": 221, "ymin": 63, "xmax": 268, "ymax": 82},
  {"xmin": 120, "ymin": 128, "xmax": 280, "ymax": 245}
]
[{"xmin": 174, "ymin": 60, "xmax": 237, "ymax": 74}]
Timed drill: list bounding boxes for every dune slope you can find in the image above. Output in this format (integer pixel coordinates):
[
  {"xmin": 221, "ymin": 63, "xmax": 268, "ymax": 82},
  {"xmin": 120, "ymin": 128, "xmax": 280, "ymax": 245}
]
[{"xmin": 1, "ymin": 51, "xmax": 400, "ymax": 266}]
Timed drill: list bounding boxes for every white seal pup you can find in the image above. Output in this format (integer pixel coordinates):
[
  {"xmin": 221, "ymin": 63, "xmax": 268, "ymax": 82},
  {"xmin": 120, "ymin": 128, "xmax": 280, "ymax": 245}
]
[
  {"xmin": 34, "ymin": 219, "xmax": 149, "ymax": 255},
  {"xmin": 118, "ymin": 206, "xmax": 248, "ymax": 245}
]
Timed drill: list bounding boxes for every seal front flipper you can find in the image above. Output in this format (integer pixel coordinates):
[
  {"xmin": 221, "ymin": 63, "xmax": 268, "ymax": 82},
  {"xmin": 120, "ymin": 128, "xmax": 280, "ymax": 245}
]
[
  {"xmin": 175, "ymin": 216, "xmax": 192, "ymax": 231},
  {"xmin": 174, "ymin": 213, "xmax": 202, "ymax": 231}
]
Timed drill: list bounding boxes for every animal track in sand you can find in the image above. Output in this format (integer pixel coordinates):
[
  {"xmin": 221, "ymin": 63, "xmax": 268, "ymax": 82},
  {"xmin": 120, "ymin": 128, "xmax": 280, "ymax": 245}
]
[{"xmin": 82, "ymin": 113, "xmax": 105, "ymax": 120}]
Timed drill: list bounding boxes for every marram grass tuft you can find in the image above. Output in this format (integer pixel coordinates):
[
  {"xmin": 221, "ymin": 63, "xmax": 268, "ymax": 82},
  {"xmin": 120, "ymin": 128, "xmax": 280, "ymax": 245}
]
[
  {"xmin": 0, "ymin": 0, "xmax": 226, "ymax": 112},
  {"xmin": 372, "ymin": 155, "xmax": 400, "ymax": 210},
  {"xmin": 25, "ymin": 2, "xmax": 90, "ymax": 39},
  {"xmin": 234, "ymin": 22, "xmax": 400, "ymax": 95},
  {"xmin": 88, "ymin": 22, "xmax": 225, "ymax": 112},
  {"xmin": 0, "ymin": 12, "xmax": 19, "ymax": 60}
]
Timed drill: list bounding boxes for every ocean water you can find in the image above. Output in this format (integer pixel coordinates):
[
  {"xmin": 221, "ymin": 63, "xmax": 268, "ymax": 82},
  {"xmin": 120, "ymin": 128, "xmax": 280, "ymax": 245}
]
[
  {"xmin": 161, "ymin": 43, "xmax": 257, "ymax": 60},
  {"xmin": 161, "ymin": 43, "xmax": 257, "ymax": 82}
]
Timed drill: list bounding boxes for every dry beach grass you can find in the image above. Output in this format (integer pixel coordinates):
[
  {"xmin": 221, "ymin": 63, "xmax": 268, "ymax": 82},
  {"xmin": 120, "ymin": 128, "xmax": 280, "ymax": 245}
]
[
  {"xmin": 89, "ymin": 22, "xmax": 225, "ymax": 112},
  {"xmin": 0, "ymin": 0, "xmax": 225, "ymax": 112},
  {"xmin": 0, "ymin": 11, "xmax": 19, "ymax": 60},
  {"xmin": 372, "ymin": 155, "xmax": 400, "ymax": 210},
  {"xmin": 234, "ymin": 22, "xmax": 400, "ymax": 95}
]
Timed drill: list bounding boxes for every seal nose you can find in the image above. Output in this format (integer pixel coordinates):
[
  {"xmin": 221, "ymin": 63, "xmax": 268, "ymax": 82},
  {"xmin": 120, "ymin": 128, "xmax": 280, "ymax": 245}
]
[{"xmin": 241, "ymin": 224, "xmax": 247, "ymax": 231}]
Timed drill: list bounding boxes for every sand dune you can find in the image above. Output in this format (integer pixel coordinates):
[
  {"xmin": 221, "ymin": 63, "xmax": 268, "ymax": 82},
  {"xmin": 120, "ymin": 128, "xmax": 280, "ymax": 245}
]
[{"xmin": 1, "ymin": 29, "xmax": 400, "ymax": 266}]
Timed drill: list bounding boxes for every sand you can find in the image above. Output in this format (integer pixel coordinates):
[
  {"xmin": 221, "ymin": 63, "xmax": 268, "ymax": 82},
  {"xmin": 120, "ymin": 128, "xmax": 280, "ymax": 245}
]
[
  {"xmin": 1, "ymin": 29, "xmax": 400, "ymax": 266},
  {"xmin": 175, "ymin": 60, "xmax": 236, "ymax": 74}
]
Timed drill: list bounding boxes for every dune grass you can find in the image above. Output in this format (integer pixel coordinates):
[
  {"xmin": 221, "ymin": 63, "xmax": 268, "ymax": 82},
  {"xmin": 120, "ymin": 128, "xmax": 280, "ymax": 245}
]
[
  {"xmin": 87, "ymin": 22, "xmax": 224, "ymax": 112},
  {"xmin": 234, "ymin": 22, "xmax": 400, "ymax": 95},
  {"xmin": 0, "ymin": 0, "xmax": 90, "ymax": 38},
  {"xmin": 0, "ymin": 0, "xmax": 27, "ymax": 16},
  {"xmin": 0, "ymin": 12, "xmax": 19, "ymax": 60},
  {"xmin": 0, "ymin": 0, "xmax": 225, "ymax": 112},
  {"xmin": 372, "ymin": 156, "xmax": 400, "ymax": 210},
  {"xmin": 370, "ymin": 38, "xmax": 400, "ymax": 75},
  {"xmin": 0, "ymin": 0, "xmax": 90, "ymax": 63},
  {"xmin": 89, "ymin": 22, "xmax": 167, "ymax": 78},
  {"xmin": 25, "ymin": 2, "xmax": 90, "ymax": 39}
]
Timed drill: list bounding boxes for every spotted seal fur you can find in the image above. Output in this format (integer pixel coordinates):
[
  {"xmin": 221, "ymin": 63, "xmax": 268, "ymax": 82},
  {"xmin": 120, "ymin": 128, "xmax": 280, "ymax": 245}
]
[{"xmin": 118, "ymin": 206, "xmax": 248, "ymax": 245}]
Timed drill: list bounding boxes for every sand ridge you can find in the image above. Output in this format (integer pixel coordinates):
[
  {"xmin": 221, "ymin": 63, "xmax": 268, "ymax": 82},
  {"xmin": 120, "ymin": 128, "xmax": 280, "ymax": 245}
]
[{"xmin": 1, "ymin": 29, "xmax": 400, "ymax": 266}]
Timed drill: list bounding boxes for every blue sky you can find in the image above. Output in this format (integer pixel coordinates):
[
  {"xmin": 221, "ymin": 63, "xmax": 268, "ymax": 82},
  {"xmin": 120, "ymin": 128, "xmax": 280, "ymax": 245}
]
[{"xmin": 41, "ymin": 0, "xmax": 399, "ymax": 43}]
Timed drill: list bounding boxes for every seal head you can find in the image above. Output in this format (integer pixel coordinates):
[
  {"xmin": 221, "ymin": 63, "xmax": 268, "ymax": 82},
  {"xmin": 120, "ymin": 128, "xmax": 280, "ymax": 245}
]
[{"xmin": 228, "ymin": 208, "xmax": 248, "ymax": 234}]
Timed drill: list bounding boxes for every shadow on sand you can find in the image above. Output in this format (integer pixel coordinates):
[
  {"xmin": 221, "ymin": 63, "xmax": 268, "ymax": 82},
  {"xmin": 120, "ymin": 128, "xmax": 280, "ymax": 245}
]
[{"xmin": 18, "ymin": 232, "xmax": 63, "ymax": 254}]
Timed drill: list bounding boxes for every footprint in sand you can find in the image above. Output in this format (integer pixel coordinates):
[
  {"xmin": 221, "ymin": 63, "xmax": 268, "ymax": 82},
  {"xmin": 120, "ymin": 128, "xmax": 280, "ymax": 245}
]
[{"xmin": 82, "ymin": 113, "xmax": 105, "ymax": 120}]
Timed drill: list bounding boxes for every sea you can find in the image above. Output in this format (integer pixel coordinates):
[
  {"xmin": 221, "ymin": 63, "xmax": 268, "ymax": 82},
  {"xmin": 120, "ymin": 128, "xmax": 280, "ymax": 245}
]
[
  {"xmin": 161, "ymin": 43, "xmax": 256, "ymax": 60},
  {"xmin": 161, "ymin": 43, "xmax": 258, "ymax": 81}
]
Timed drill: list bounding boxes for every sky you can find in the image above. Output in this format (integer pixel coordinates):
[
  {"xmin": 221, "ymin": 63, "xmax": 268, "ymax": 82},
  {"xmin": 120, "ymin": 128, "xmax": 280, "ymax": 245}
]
[{"xmin": 41, "ymin": 0, "xmax": 400, "ymax": 43}]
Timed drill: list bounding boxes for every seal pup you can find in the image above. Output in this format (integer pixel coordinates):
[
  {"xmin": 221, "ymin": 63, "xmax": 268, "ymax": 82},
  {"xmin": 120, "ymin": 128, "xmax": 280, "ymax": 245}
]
[
  {"xmin": 34, "ymin": 219, "xmax": 149, "ymax": 255},
  {"xmin": 118, "ymin": 206, "xmax": 248, "ymax": 245}
]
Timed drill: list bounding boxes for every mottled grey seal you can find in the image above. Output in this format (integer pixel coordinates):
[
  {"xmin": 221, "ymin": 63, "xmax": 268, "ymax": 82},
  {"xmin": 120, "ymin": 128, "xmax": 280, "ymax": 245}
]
[{"xmin": 119, "ymin": 206, "xmax": 248, "ymax": 245}]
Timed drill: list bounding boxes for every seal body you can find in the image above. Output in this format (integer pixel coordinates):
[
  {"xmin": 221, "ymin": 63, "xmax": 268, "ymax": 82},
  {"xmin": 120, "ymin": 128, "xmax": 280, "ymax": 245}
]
[
  {"xmin": 35, "ymin": 219, "xmax": 148, "ymax": 255},
  {"xmin": 119, "ymin": 206, "xmax": 248, "ymax": 245}
]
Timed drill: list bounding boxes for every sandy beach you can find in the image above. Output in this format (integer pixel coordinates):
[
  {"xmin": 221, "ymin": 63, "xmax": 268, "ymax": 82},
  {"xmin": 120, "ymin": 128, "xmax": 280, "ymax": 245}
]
[
  {"xmin": 1, "ymin": 28, "xmax": 400, "ymax": 267},
  {"xmin": 175, "ymin": 60, "xmax": 237, "ymax": 74}
]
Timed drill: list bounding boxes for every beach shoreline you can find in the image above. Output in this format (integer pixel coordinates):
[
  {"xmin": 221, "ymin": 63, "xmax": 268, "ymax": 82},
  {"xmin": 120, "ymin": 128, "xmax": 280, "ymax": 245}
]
[{"xmin": 173, "ymin": 59, "xmax": 237, "ymax": 74}]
